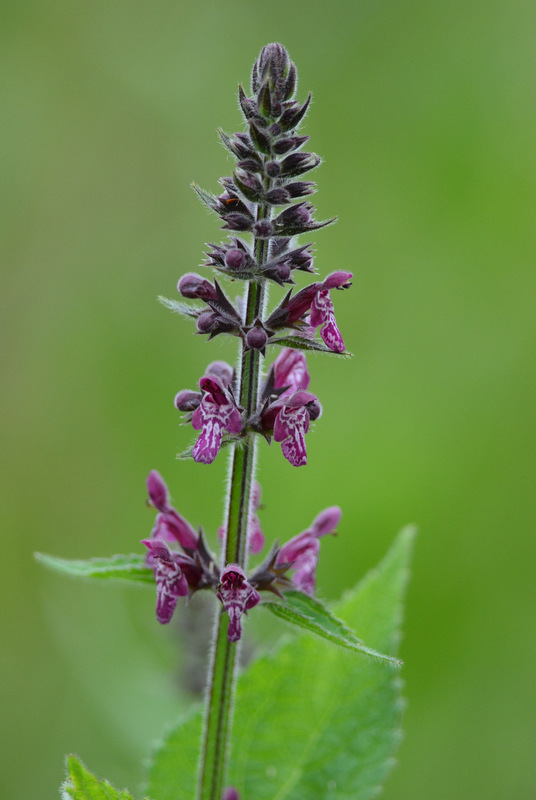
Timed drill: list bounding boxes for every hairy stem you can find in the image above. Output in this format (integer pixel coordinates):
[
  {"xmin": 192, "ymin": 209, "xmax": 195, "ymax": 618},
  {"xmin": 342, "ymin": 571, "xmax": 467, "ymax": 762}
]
[{"xmin": 197, "ymin": 214, "xmax": 270, "ymax": 800}]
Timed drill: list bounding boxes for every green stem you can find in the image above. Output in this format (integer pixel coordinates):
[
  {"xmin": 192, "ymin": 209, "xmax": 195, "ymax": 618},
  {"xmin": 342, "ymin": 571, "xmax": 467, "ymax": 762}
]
[{"xmin": 197, "ymin": 226, "xmax": 269, "ymax": 800}]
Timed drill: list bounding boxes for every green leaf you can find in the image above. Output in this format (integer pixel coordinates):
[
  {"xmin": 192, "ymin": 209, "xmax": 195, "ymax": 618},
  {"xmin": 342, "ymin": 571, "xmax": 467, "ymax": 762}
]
[
  {"xmin": 35, "ymin": 552, "xmax": 154, "ymax": 585},
  {"xmin": 157, "ymin": 295, "xmax": 199, "ymax": 318},
  {"xmin": 61, "ymin": 755, "xmax": 145, "ymax": 800},
  {"xmin": 145, "ymin": 526, "xmax": 415, "ymax": 800},
  {"xmin": 262, "ymin": 590, "xmax": 401, "ymax": 666},
  {"xmin": 270, "ymin": 335, "xmax": 353, "ymax": 356}
]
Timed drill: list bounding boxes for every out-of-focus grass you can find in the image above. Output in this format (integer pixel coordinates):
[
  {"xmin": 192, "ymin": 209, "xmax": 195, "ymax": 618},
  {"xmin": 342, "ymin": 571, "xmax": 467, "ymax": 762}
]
[{"xmin": 1, "ymin": 1, "xmax": 535, "ymax": 798}]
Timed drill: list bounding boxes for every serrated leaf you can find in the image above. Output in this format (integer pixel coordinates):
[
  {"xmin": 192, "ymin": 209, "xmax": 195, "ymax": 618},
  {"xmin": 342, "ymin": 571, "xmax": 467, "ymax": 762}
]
[
  {"xmin": 145, "ymin": 526, "xmax": 415, "ymax": 800},
  {"xmin": 61, "ymin": 755, "xmax": 145, "ymax": 800},
  {"xmin": 35, "ymin": 552, "xmax": 154, "ymax": 585},
  {"xmin": 157, "ymin": 296, "xmax": 199, "ymax": 318},
  {"xmin": 262, "ymin": 590, "xmax": 401, "ymax": 666},
  {"xmin": 271, "ymin": 335, "xmax": 353, "ymax": 356}
]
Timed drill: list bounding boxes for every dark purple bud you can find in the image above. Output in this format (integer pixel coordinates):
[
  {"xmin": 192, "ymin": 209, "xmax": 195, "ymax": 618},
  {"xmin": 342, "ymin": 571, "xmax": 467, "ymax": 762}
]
[
  {"xmin": 224, "ymin": 248, "xmax": 246, "ymax": 270},
  {"xmin": 272, "ymin": 135, "xmax": 309, "ymax": 155},
  {"xmin": 174, "ymin": 389, "xmax": 201, "ymax": 412},
  {"xmin": 236, "ymin": 157, "xmax": 263, "ymax": 174},
  {"xmin": 265, "ymin": 160, "xmax": 281, "ymax": 178},
  {"xmin": 196, "ymin": 311, "xmax": 219, "ymax": 334},
  {"xmin": 178, "ymin": 273, "xmax": 218, "ymax": 302},
  {"xmin": 252, "ymin": 43, "xmax": 291, "ymax": 94},
  {"xmin": 279, "ymin": 93, "xmax": 312, "ymax": 132},
  {"xmin": 264, "ymin": 187, "xmax": 291, "ymax": 206},
  {"xmin": 223, "ymin": 212, "xmax": 254, "ymax": 232},
  {"xmin": 263, "ymin": 262, "xmax": 291, "ymax": 284},
  {"xmin": 147, "ymin": 470, "xmax": 170, "ymax": 513},
  {"xmin": 286, "ymin": 181, "xmax": 316, "ymax": 198},
  {"xmin": 280, "ymin": 152, "xmax": 321, "ymax": 178},
  {"xmin": 246, "ymin": 326, "xmax": 268, "ymax": 351},
  {"xmin": 253, "ymin": 219, "xmax": 273, "ymax": 239},
  {"xmin": 274, "ymin": 202, "xmax": 312, "ymax": 234}
]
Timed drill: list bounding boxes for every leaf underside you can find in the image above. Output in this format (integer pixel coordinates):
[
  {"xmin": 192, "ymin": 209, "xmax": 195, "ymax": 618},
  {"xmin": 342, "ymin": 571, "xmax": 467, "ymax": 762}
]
[
  {"xmin": 262, "ymin": 589, "xmax": 401, "ymax": 666},
  {"xmin": 145, "ymin": 526, "xmax": 415, "ymax": 800},
  {"xmin": 270, "ymin": 335, "xmax": 353, "ymax": 356},
  {"xmin": 34, "ymin": 552, "xmax": 154, "ymax": 584}
]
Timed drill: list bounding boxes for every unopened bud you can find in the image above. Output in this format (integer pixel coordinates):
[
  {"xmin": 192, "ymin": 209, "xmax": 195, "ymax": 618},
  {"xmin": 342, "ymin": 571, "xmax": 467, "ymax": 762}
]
[
  {"xmin": 224, "ymin": 248, "xmax": 246, "ymax": 269},
  {"xmin": 246, "ymin": 327, "xmax": 268, "ymax": 351},
  {"xmin": 174, "ymin": 390, "xmax": 201, "ymax": 412},
  {"xmin": 147, "ymin": 470, "xmax": 169, "ymax": 512},
  {"xmin": 178, "ymin": 273, "xmax": 217, "ymax": 301}
]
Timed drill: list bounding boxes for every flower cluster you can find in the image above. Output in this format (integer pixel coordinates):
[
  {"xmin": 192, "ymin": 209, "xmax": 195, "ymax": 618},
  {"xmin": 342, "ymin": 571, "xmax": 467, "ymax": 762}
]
[
  {"xmin": 165, "ymin": 42, "xmax": 351, "ymax": 468},
  {"xmin": 143, "ymin": 43, "xmax": 350, "ymax": 643},
  {"xmin": 143, "ymin": 471, "xmax": 341, "ymax": 640}
]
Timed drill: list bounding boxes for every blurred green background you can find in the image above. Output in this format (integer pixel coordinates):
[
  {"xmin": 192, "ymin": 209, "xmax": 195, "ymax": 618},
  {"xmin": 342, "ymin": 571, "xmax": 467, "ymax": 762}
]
[{"xmin": 2, "ymin": 0, "xmax": 535, "ymax": 798}]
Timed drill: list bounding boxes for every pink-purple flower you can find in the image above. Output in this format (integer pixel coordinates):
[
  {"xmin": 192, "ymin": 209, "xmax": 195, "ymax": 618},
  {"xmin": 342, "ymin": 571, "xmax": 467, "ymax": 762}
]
[
  {"xmin": 147, "ymin": 470, "xmax": 199, "ymax": 551},
  {"xmin": 141, "ymin": 539, "xmax": 190, "ymax": 624},
  {"xmin": 310, "ymin": 271, "xmax": 352, "ymax": 353},
  {"xmin": 278, "ymin": 505, "xmax": 341, "ymax": 594},
  {"xmin": 217, "ymin": 564, "xmax": 260, "ymax": 642},
  {"xmin": 191, "ymin": 375, "xmax": 243, "ymax": 463}
]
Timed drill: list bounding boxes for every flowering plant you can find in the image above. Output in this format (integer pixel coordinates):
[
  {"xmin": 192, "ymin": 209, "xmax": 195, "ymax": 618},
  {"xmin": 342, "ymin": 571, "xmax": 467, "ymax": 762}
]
[{"xmin": 37, "ymin": 43, "xmax": 414, "ymax": 800}]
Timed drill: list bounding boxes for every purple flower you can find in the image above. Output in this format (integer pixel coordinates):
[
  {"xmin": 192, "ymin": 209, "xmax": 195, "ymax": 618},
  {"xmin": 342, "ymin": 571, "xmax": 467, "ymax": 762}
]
[
  {"xmin": 217, "ymin": 564, "xmax": 260, "ymax": 642},
  {"xmin": 141, "ymin": 539, "xmax": 190, "ymax": 624},
  {"xmin": 278, "ymin": 506, "xmax": 341, "ymax": 594},
  {"xmin": 309, "ymin": 271, "xmax": 353, "ymax": 353},
  {"xmin": 146, "ymin": 471, "xmax": 199, "ymax": 551},
  {"xmin": 273, "ymin": 347, "xmax": 310, "ymax": 394},
  {"xmin": 263, "ymin": 390, "xmax": 322, "ymax": 467},
  {"xmin": 191, "ymin": 375, "xmax": 243, "ymax": 464}
]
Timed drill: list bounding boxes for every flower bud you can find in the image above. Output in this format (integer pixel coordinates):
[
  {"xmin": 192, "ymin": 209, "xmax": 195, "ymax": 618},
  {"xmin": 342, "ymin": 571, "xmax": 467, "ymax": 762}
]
[
  {"xmin": 224, "ymin": 248, "xmax": 246, "ymax": 270},
  {"xmin": 246, "ymin": 326, "xmax": 268, "ymax": 351},
  {"xmin": 265, "ymin": 160, "xmax": 281, "ymax": 178},
  {"xmin": 147, "ymin": 470, "xmax": 169, "ymax": 512},
  {"xmin": 178, "ymin": 273, "xmax": 217, "ymax": 301},
  {"xmin": 253, "ymin": 219, "xmax": 273, "ymax": 238},
  {"xmin": 311, "ymin": 506, "xmax": 341, "ymax": 536},
  {"xmin": 174, "ymin": 390, "xmax": 201, "ymax": 412}
]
